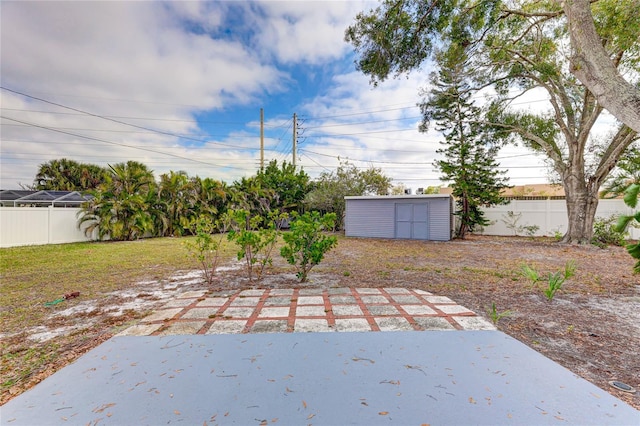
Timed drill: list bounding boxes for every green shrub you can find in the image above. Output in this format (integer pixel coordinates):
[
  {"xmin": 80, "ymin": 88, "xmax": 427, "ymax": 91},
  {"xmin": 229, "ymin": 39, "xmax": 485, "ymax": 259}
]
[
  {"xmin": 226, "ymin": 209, "xmax": 288, "ymax": 282},
  {"xmin": 592, "ymin": 215, "xmax": 627, "ymax": 248},
  {"xmin": 184, "ymin": 216, "xmax": 226, "ymax": 287},
  {"xmin": 280, "ymin": 212, "xmax": 338, "ymax": 282},
  {"xmin": 502, "ymin": 211, "xmax": 539, "ymax": 237}
]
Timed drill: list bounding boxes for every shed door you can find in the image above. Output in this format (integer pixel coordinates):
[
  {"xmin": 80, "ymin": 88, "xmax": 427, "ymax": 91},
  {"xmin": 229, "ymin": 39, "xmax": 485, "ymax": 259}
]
[{"xmin": 395, "ymin": 203, "xmax": 429, "ymax": 239}]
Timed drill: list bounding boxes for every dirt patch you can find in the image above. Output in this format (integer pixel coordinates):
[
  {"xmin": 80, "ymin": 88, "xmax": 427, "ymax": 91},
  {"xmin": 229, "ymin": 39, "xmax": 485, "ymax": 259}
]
[{"xmin": 2, "ymin": 235, "xmax": 639, "ymax": 410}]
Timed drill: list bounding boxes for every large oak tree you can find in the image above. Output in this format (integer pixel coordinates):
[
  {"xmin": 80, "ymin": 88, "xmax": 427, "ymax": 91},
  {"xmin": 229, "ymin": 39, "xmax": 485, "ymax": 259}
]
[{"xmin": 346, "ymin": 0, "xmax": 639, "ymax": 243}]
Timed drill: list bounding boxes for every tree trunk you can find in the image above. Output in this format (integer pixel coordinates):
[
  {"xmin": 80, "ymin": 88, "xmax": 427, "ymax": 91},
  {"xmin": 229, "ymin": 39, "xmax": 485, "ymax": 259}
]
[
  {"xmin": 562, "ymin": 0, "xmax": 640, "ymax": 133},
  {"xmin": 561, "ymin": 172, "xmax": 600, "ymax": 244},
  {"xmin": 458, "ymin": 195, "xmax": 469, "ymax": 239}
]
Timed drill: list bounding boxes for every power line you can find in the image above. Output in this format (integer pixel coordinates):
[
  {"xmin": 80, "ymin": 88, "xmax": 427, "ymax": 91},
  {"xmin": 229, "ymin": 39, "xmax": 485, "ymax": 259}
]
[
  {"xmin": 301, "ymin": 116, "xmax": 423, "ymax": 130},
  {"xmin": 1, "ymin": 87, "xmax": 262, "ymax": 151},
  {"xmin": 299, "ymin": 148, "xmax": 545, "ymax": 169},
  {"xmin": 0, "ymin": 115, "xmax": 249, "ymax": 170},
  {"xmin": 303, "ymin": 104, "xmax": 419, "ymax": 120},
  {"xmin": 0, "ymin": 154, "xmax": 256, "ymax": 164},
  {"xmin": 0, "ymin": 106, "xmax": 293, "ymax": 128},
  {"xmin": 0, "ymin": 137, "xmax": 290, "ymax": 155},
  {"xmin": 304, "ymin": 128, "xmax": 419, "ymax": 138}
]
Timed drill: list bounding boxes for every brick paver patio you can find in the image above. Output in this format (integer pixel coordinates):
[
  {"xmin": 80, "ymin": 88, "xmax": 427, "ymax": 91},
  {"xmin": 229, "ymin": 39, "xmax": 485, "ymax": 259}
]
[{"xmin": 118, "ymin": 287, "xmax": 496, "ymax": 336}]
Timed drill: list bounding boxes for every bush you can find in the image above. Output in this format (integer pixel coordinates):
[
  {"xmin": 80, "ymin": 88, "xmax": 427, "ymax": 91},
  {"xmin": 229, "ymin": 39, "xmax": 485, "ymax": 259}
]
[
  {"xmin": 592, "ymin": 215, "xmax": 627, "ymax": 248},
  {"xmin": 280, "ymin": 212, "xmax": 338, "ymax": 282},
  {"xmin": 501, "ymin": 211, "xmax": 539, "ymax": 237},
  {"xmin": 184, "ymin": 216, "xmax": 226, "ymax": 287},
  {"xmin": 226, "ymin": 209, "xmax": 288, "ymax": 282}
]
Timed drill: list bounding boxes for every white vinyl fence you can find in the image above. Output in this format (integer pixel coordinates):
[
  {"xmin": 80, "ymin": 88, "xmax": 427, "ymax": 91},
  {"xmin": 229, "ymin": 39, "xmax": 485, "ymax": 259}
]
[
  {"xmin": 478, "ymin": 199, "xmax": 640, "ymax": 239},
  {"xmin": 1, "ymin": 200, "xmax": 638, "ymax": 248},
  {"xmin": 0, "ymin": 207, "xmax": 93, "ymax": 248}
]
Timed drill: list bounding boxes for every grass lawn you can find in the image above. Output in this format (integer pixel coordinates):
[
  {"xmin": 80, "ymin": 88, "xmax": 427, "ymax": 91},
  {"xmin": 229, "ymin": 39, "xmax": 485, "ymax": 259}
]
[{"xmin": 1, "ymin": 237, "xmax": 230, "ymax": 332}]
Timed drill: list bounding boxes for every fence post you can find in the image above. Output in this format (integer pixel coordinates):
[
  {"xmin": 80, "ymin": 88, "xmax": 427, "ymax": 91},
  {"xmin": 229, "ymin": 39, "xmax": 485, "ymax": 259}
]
[
  {"xmin": 48, "ymin": 206, "xmax": 53, "ymax": 244},
  {"xmin": 546, "ymin": 197, "xmax": 551, "ymax": 236}
]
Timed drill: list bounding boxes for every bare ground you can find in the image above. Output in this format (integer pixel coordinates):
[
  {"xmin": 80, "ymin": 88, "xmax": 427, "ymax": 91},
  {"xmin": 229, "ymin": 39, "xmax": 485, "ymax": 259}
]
[{"xmin": 2, "ymin": 235, "xmax": 639, "ymax": 410}]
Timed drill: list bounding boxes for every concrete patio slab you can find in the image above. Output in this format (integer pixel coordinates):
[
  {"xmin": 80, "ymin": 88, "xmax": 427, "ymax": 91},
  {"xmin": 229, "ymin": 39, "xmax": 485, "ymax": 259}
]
[{"xmin": 2, "ymin": 331, "xmax": 637, "ymax": 425}]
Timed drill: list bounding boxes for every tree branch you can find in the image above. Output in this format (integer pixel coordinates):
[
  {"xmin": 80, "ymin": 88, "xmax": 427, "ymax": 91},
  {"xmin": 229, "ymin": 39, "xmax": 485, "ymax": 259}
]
[
  {"xmin": 474, "ymin": 119, "xmax": 565, "ymax": 170},
  {"xmin": 562, "ymin": 0, "xmax": 640, "ymax": 132},
  {"xmin": 594, "ymin": 125, "xmax": 639, "ymax": 183}
]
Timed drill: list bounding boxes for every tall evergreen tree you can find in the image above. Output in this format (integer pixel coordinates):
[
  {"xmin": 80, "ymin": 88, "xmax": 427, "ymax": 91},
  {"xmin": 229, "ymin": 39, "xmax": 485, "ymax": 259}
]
[{"xmin": 421, "ymin": 44, "xmax": 508, "ymax": 239}]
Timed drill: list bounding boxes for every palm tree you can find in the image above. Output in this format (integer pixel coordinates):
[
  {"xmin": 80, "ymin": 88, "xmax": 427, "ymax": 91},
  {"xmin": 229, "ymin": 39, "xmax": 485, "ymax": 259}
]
[
  {"xmin": 34, "ymin": 158, "xmax": 107, "ymax": 191},
  {"xmin": 78, "ymin": 189, "xmax": 116, "ymax": 241},
  {"xmin": 108, "ymin": 161, "xmax": 155, "ymax": 195},
  {"xmin": 193, "ymin": 177, "xmax": 229, "ymax": 227},
  {"xmin": 78, "ymin": 161, "xmax": 156, "ymax": 241},
  {"xmin": 145, "ymin": 185, "xmax": 169, "ymax": 237},
  {"xmin": 158, "ymin": 171, "xmax": 197, "ymax": 236}
]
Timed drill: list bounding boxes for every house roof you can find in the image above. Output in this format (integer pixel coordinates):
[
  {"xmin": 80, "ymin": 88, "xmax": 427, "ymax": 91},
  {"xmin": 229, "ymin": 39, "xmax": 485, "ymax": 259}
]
[
  {"xmin": 438, "ymin": 184, "xmax": 566, "ymax": 198},
  {"xmin": 0, "ymin": 190, "xmax": 92, "ymax": 207},
  {"xmin": 345, "ymin": 194, "xmax": 452, "ymax": 200},
  {"xmin": 501, "ymin": 184, "xmax": 565, "ymax": 197}
]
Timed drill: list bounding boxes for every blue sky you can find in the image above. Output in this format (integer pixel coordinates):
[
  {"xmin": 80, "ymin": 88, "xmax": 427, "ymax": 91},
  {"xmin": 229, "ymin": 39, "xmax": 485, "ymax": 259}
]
[{"xmin": 1, "ymin": 0, "xmax": 555, "ymax": 190}]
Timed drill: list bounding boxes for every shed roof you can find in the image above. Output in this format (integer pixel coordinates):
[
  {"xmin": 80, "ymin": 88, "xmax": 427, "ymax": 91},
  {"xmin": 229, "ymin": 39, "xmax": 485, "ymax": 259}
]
[{"xmin": 345, "ymin": 194, "xmax": 451, "ymax": 200}]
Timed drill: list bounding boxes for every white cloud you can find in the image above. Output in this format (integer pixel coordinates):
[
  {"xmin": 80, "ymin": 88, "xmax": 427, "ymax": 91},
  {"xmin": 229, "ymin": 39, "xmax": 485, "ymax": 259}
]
[
  {"xmin": 253, "ymin": 1, "xmax": 370, "ymax": 65},
  {"xmin": 0, "ymin": 0, "xmax": 554, "ymax": 190},
  {"xmin": 0, "ymin": 1, "xmax": 290, "ymax": 186}
]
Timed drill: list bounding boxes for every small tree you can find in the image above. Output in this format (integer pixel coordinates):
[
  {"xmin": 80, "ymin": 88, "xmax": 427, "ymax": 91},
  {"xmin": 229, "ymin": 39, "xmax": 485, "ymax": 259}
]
[
  {"xmin": 226, "ymin": 209, "xmax": 287, "ymax": 282},
  {"xmin": 280, "ymin": 212, "xmax": 338, "ymax": 282},
  {"xmin": 501, "ymin": 211, "xmax": 540, "ymax": 237},
  {"xmin": 184, "ymin": 216, "xmax": 227, "ymax": 287},
  {"xmin": 420, "ymin": 44, "xmax": 509, "ymax": 238}
]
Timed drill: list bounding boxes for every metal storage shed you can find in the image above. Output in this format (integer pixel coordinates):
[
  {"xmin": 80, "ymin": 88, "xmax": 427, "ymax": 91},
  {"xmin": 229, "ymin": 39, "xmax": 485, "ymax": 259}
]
[{"xmin": 344, "ymin": 195, "xmax": 453, "ymax": 241}]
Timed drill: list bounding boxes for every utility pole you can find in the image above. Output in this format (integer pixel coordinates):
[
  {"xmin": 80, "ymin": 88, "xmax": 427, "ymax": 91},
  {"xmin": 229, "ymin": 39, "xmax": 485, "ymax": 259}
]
[
  {"xmin": 260, "ymin": 108, "xmax": 264, "ymax": 170},
  {"xmin": 292, "ymin": 113, "xmax": 297, "ymax": 167}
]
